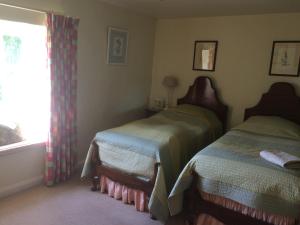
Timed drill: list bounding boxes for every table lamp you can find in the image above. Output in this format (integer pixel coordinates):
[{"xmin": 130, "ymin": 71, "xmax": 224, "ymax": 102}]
[{"xmin": 162, "ymin": 75, "xmax": 178, "ymax": 108}]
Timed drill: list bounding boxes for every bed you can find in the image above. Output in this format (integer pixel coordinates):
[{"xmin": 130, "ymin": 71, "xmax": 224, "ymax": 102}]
[
  {"xmin": 81, "ymin": 76, "xmax": 228, "ymax": 222},
  {"xmin": 168, "ymin": 82, "xmax": 300, "ymax": 225}
]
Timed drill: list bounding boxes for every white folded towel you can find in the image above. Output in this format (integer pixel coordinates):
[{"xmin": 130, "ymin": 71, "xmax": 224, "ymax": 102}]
[{"xmin": 260, "ymin": 150, "xmax": 300, "ymax": 169}]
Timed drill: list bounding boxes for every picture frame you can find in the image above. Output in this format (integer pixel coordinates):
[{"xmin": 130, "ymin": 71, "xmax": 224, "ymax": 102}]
[
  {"xmin": 107, "ymin": 27, "xmax": 129, "ymax": 65},
  {"xmin": 269, "ymin": 41, "xmax": 300, "ymax": 77},
  {"xmin": 193, "ymin": 41, "xmax": 218, "ymax": 71}
]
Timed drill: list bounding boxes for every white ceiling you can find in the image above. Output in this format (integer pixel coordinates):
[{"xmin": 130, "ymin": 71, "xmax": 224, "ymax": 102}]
[{"xmin": 98, "ymin": 0, "xmax": 300, "ymax": 18}]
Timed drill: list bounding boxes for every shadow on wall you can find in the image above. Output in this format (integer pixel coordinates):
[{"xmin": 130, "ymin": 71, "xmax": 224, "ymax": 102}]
[{"xmin": 101, "ymin": 107, "xmax": 147, "ymax": 130}]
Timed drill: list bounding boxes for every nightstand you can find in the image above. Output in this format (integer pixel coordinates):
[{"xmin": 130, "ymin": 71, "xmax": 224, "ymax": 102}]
[{"xmin": 145, "ymin": 108, "xmax": 163, "ymax": 118}]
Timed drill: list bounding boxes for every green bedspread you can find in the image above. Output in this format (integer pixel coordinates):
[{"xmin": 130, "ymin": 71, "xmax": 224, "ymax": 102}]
[
  {"xmin": 81, "ymin": 104, "xmax": 222, "ymax": 222},
  {"xmin": 168, "ymin": 116, "xmax": 300, "ymax": 219}
]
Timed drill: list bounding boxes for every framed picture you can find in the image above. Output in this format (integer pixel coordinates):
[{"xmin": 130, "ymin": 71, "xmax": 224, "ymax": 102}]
[
  {"xmin": 269, "ymin": 41, "xmax": 300, "ymax": 77},
  {"xmin": 193, "ymin": 41, "xmax": 218, "ymax": 71},
  {"xmin": 107, "ymin": 27, "xmax": 129, "ymax": 65}
]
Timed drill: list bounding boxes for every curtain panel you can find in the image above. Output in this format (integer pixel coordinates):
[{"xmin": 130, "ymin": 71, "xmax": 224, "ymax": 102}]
[{"xmin": 45, "ymin": 13, "xmax": 79, "ymax": 186}]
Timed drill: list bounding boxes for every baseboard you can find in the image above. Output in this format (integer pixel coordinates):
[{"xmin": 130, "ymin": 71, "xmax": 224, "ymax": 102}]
[
  {"xmin": 0, "ymin": 161, "xmax": 85, "ymax": 199},
  {"xmin": 0, "ymin": 175, "xmax": 43, "ymax": 199}
]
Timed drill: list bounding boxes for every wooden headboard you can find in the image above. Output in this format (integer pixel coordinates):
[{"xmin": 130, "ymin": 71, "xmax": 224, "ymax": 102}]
[
  {"xmin": 177, "ymin": 76, "xmax": 228, "ymax": 130},
  {"xmin": 244, "ymin": 82, "xmax": 300, "ymax": 125}
]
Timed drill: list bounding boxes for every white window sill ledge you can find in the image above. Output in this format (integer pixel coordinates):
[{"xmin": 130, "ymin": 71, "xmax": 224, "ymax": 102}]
[{"xmin": 0, "ymin": 141, "xmax": 46, "ymax": 156}]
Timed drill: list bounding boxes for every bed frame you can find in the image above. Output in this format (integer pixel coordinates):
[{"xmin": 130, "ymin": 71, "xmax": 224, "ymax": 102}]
[
  {"xmin": 244, "ymin": 82, "xmax": 300, "ymax": 125},
  {"xmin": 186, "ymin": 82, "xmax": 300, "ymax": 225},
  {"xmin": 178, "ymin": 76, "xmax": 228, "ymax": 131},
  {"xmin": 89, "ymin": 76, "xmax": 228, "ymax": 208}
]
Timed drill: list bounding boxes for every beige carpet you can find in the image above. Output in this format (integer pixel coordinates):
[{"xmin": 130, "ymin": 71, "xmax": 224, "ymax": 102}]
[{"xmin": 0, "ymin": 175, "xmax": 183, "ymax": 225}]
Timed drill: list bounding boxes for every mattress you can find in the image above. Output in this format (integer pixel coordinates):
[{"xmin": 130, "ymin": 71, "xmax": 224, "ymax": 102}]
[{"xmin": 86, "ymin": 104, "xmax": 222, "ymax": 179}]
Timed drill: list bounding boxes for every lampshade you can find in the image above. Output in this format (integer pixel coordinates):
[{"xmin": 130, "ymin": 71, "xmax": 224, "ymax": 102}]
[{"xmin": 162, "ymin": 75, "xmax": 178, "ymax": 88}]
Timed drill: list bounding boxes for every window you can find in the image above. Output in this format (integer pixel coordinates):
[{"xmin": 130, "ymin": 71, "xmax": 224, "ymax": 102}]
[{"xmin": 0, "ymin": 19, "xmax": 49, "ymax": 146}]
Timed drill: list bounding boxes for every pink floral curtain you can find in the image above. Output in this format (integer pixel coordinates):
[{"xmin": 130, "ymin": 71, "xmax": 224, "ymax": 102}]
[{"xmin": 45, "ymin": 13, "xmax": 79, "ymax": 186}]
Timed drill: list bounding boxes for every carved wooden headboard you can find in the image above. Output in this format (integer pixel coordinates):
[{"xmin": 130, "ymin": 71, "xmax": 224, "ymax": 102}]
[
  {"xmin": 177, "ymin": 76, "xmax": 228, "ymax": 130},
  {"xmin": 244, "ymin": 82, "xmax": 300, "ymax": 125}
]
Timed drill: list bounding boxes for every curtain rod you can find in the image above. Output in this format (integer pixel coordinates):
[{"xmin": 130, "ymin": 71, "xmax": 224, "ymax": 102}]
[{"xmin": 0, "ymin": 2, "xmax": 67, "ymax": 16}]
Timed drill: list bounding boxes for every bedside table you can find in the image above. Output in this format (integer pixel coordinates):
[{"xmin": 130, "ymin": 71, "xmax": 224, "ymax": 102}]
[{"xmin": 145, "ymin": 108, "xmax": 163, "ymax": 118}]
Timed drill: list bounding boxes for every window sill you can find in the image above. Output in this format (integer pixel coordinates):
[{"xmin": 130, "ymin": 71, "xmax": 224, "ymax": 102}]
[{"xmin": 0, "ymin": 141, "xmax": 46, "ymax": 156}]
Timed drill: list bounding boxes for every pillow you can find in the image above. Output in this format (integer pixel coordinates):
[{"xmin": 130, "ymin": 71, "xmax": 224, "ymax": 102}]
[
  {"xmin": 169, "ymin": 104, "xmax": 213, "ymax": 117},
  {"xmin": 168, "ymin": 104, "xmax": 221, "ymax": 126},
  {"xmin": 233, "ymin": 116, "xmax": 300, "ymax": 140}
]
